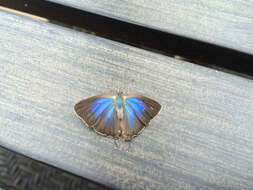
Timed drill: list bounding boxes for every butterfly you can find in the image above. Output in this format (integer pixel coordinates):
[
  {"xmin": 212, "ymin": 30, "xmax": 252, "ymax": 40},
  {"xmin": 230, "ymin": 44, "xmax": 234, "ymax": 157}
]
[{"xmin": 74, "ymin": 91, "xmax": 161, "ymax": 141}]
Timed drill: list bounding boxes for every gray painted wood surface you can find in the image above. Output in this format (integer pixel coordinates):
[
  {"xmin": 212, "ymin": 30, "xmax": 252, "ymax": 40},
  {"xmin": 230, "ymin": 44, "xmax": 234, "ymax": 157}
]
[
  {"xmin": 49, "ymin": 0, "xmax": 253, "ymax": 54},
  {"xmin": 1, "ymin": 10, "xmax": 253, "ymax": 190}
]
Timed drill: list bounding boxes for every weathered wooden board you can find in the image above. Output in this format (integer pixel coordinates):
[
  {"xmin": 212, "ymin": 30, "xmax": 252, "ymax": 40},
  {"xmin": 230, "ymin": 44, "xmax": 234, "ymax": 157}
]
[
  {"xmin": 0, "ymin": 10, "xmax": 253, "ymax": 190},
  {"xmin": 49, "ymin": 0, "xmax": 253, "ymax": 54}
]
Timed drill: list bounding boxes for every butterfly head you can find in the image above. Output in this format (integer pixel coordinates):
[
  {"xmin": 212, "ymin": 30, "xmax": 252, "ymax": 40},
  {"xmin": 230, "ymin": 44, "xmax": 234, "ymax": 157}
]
[{"xmin": 117, "ymin": 90, "xmax": 123, "ymax": 97}]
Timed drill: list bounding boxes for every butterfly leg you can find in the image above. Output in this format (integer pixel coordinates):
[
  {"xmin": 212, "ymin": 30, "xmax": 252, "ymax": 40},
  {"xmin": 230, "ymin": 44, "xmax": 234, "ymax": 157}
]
[
  {"xmin": 126, "ymin": 141, "xmax": 132, "ymax": 152},
  {"xmin": 114, "ymin": 138, "xmax": 120, "ymax": 148}
]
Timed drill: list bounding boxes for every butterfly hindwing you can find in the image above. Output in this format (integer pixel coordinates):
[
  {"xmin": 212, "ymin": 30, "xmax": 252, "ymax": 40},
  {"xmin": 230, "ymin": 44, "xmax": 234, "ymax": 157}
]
[
  {"xmin": 122, "ymin": 103, "xmax": 144, "ymax": 140},
  {"xmin": 74, "ymin": 94, "xmax": 120, "ymax": 138},
  {"xmin": 122, "ymin": 94, "xmax": 161, "ymax": 140}
]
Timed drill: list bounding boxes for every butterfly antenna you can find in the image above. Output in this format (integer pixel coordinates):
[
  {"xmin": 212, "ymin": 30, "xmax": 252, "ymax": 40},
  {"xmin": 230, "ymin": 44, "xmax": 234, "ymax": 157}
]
[{"xmin": 117, "ymin": 89, "xmax": 123, "ymax": 97}]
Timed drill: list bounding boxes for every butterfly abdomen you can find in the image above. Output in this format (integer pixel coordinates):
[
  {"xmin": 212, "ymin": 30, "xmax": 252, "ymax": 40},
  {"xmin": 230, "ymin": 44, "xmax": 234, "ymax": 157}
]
[{"xmin": 115, "ymin": 96, "xmax": 125, "ymax": 121}]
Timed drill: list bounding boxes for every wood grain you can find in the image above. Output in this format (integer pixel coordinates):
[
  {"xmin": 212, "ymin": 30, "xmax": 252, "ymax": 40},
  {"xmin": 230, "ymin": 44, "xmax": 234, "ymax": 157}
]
[
  {"xmin": 49, "ymin": 0, "xmax": 253, "ymax": 54},
  {"xmin": 0, "ymin": 10, "xmax": 253, "ymax": 190}
]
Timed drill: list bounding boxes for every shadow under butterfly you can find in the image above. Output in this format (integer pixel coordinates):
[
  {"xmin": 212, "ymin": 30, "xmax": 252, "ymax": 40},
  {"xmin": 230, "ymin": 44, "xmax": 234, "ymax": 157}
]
[{"xmin": 74, "ymin": 91, "xmax": 162, "ymax": 141}]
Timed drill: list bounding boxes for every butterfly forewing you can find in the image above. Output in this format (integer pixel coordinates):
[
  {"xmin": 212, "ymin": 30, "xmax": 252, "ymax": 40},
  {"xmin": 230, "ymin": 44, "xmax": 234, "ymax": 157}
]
[
  {"xmin": 74, "ymin": 94, "xmax": 120, "ymax": 138},
  {"xmin": 122, "ymin": 94, "xmax": 162, "ymax": 140}
]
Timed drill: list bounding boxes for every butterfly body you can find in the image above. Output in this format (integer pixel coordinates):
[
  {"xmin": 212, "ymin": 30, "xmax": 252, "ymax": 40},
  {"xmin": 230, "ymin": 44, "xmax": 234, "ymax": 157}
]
[{"xmin": 74, "ymin": 92, "xmax": 161, "ymax": 141}]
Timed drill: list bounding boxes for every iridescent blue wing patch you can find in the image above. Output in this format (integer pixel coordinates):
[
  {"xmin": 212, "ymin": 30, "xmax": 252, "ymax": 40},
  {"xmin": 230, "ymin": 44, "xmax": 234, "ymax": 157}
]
[
  {"xmin": 74, "ymin": 94, "xmax": 120, "ymax": 138},
  {"xmin": 91, "ymin": 97, "xmax": 113, "ymax": 118},
  {"xmin": 126, "ymin": 97, "xmax": 146, "ymax": 118},
  {"xmin": 122, "ymin": 94, "xmax": 162, "ymax": 141},
  {"xmin": 124, "ymin": 104, "xmax": 138, "ymax": 129}
]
